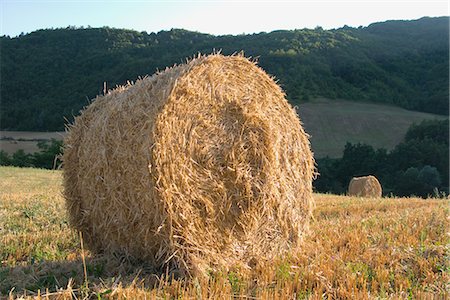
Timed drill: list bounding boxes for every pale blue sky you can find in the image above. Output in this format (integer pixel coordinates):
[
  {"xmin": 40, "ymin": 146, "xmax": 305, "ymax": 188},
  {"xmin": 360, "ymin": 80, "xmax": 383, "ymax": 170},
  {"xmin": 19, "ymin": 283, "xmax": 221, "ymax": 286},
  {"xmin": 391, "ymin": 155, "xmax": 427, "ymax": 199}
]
[{"xmin": 1, "ymin": 0, "xmax": 448, "ymax": 37}]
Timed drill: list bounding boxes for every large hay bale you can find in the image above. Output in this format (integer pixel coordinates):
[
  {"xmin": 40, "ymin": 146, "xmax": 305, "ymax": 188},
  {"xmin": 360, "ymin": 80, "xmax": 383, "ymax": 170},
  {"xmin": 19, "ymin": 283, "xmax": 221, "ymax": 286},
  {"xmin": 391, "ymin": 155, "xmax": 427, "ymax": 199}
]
[
  {"xmin": 348, "ymin": 175, "xmax": 382, "ymax": 198},
  {"xmin": 63, "ymin": 54, "xmax": 314, "ymax": 276}
]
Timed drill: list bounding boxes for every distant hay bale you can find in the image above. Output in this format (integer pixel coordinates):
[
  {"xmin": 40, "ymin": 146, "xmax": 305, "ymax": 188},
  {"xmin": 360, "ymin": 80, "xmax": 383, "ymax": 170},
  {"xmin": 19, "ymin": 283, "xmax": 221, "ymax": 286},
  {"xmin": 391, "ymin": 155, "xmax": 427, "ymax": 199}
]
[
  {"xmin": 63, "ymin": 54, "xmax": 315, "ymax": 277},
  {"xmin": 348, "ymin": 175, "xmax": 382, "ymax": 198}
]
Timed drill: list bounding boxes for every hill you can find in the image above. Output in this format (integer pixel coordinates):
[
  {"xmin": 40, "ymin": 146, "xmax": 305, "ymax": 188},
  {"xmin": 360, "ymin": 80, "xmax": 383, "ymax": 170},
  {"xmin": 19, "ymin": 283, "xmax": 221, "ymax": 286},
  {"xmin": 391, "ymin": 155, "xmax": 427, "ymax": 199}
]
[
  {"xmin": 1, "ymin": 17, "xmax": 448, "ymax": 131},
  {"xmin": 1, "ymin": 167, "xmax": 447, "ymax": 298}
]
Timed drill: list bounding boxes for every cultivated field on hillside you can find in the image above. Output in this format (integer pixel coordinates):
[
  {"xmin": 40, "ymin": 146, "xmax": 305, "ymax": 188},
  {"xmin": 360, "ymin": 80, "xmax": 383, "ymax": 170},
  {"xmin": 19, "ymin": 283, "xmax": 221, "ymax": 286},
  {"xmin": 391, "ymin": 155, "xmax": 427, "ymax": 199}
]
[
  {"xmin": 298, "ymin": 98, "xmax": 448, "ymax": 158},
  {"xmin": 0, "ymin": 167, "xmax": 448, "ymax": 299},
  {"xmin": 0, "ymin": 132, "xmax": 65, "ymax": 155}
]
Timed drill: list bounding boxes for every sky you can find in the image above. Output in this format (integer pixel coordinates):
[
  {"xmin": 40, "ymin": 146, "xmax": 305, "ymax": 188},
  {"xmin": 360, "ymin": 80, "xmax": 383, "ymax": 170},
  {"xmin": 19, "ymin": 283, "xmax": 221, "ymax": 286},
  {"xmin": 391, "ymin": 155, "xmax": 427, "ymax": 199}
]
[{"xmin": 1, "ymin": 0, "xmax": 448, "ymax": 37}]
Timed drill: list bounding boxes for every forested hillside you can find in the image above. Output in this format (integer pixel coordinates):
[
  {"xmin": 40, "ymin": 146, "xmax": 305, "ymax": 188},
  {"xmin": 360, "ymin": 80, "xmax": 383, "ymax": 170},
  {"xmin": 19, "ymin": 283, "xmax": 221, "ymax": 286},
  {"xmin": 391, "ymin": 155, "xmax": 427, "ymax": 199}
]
[{"xmin": 1, "ymin": 17, "xmax": 448, "ymax": 131}]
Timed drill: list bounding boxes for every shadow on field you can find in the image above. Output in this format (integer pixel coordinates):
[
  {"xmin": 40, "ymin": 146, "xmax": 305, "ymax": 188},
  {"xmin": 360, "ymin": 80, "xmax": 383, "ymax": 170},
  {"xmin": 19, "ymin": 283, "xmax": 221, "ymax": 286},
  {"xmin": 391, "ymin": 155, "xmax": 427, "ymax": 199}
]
[{"xmin": 1, "ymin": 255, "xmax": 172, "ymax": 297}]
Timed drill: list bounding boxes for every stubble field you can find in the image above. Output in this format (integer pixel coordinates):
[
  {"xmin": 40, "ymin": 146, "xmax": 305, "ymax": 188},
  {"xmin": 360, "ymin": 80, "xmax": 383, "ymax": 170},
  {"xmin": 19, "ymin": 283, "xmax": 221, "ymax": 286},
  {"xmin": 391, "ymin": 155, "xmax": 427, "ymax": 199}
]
[{"xmin": 0, "ymin": 167, "xmax": 448, "ymax": 299}]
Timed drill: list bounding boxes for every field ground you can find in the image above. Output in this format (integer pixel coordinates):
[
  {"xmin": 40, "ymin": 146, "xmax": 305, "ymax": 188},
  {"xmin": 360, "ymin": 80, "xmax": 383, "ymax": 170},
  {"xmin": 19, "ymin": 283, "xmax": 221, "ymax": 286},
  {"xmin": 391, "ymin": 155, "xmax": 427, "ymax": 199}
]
[
  {"xmin": 0, "ymin": 167, "xmax": 448, "ymax": 299},
  {"xmin": 1, "ymin": 99, "xmax": 447, "ymax": 158},
  {"xmin": 0, "ymin": 132, "xmax": 66, "ymax": 155}
]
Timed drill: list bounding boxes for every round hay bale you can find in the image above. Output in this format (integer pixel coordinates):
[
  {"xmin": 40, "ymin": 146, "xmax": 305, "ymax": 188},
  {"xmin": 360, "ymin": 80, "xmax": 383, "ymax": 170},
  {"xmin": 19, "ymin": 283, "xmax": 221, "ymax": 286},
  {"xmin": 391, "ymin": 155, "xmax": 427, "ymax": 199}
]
[
  {"xmin": 63, "ymin": 54, "xmax": 315, "ymax": 276},
  {"xmin": 347, "ymin": 175, "xmax": 382, "ymax": 198}
]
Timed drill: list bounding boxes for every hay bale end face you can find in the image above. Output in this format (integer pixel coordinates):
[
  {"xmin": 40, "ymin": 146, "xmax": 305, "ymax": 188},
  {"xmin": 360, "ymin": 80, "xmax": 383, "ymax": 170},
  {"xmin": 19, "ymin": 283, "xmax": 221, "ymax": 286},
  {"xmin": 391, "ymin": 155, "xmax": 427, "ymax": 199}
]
[
  {"xmin": 63, "ymin": 54, "xmax": 315, "ymax": 276},
  {"xmin": 348, "ymin": 175, "xmax": 382, "ymax": 198}
]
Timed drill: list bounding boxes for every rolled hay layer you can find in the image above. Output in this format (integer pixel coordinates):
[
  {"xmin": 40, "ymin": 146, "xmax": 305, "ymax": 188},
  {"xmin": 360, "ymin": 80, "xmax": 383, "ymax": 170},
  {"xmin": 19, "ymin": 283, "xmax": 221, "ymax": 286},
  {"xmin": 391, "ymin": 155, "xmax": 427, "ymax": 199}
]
[
  {"xmin": 348, "ymin": 175, "xmax": 382, "ymax": 198},
  {"xmin": 63, "ymin": 54, "xmax": 315, "ymax": 277}
]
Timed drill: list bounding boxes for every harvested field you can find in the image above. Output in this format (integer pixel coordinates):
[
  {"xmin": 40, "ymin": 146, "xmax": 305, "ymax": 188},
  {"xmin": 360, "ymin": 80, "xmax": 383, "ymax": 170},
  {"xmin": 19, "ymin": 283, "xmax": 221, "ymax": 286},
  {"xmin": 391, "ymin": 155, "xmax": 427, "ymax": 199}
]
[{"xmin": 1, "ymin": 167, "xmax": 448, "ymax": 299}]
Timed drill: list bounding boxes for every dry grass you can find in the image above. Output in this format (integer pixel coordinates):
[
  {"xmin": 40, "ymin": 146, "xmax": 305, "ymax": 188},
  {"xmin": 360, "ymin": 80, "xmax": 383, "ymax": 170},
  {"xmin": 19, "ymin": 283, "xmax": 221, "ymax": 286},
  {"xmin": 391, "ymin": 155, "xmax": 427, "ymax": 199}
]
[{"xmin": 1, "ymin": 166, "xmax": 448, "ymax": 299}]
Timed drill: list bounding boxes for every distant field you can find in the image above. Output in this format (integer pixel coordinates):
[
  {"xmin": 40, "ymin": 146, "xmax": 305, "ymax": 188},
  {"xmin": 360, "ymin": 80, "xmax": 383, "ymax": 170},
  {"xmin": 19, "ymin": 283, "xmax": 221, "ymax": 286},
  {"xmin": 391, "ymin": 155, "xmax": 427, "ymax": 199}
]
[
  {"xmin": 0, "ymin": 167, "xmax": 448, "ymax": 298},
  {"xmin": 298, "ymin": 98, "xmax": 448, "ymax": 158},
  {"xmin": 0, "ymin": 131, "xmax": 65, "ymax": 154},
  {"xmin": 1, "ymin": 99, "xmax": 447, "ymax": 157}
]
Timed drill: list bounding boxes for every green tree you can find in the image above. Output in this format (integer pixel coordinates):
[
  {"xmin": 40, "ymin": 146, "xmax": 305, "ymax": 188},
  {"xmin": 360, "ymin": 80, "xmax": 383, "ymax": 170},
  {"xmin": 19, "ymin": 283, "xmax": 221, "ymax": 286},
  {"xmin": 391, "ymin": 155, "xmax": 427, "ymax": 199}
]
[
  {"xmin": 314, "ymin": 157, "xmax": 345, "ymax": 194},
  {"xmin": 32, "ymin": 139, "xmax": 63, "ymax": 169},
  {"xmin": 395, "ymin": 166, "xmax": 442, "ymax": 197},
  {"xmin": 11, "ymin": 150, "xmax": 33, "ymax": 167},
  {"xmin": 0, "ymin": 150, "xmax": 11, "ymax": 165},
  {"xmin": 337, "ymin": 143, "xmax": 379, "ymax": 184},
  {"xmin": 405, "ymin": 119, "xmax": 449, "ymax": 145},
  {"xmin": 418, "ymin": 165, "xmax": 441, "ymax": 195},
  {"xmin": 395, "ymin": 167, "xmax": 421, "ymax": 197}
]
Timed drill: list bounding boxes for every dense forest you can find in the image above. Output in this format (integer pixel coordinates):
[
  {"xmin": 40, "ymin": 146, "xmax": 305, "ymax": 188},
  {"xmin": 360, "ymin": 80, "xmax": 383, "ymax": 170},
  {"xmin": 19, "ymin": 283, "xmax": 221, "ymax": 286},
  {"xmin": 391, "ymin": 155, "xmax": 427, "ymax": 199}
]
[{"xmin": 1, "ymin": 17, "xmax": 448, "ymax": 131}]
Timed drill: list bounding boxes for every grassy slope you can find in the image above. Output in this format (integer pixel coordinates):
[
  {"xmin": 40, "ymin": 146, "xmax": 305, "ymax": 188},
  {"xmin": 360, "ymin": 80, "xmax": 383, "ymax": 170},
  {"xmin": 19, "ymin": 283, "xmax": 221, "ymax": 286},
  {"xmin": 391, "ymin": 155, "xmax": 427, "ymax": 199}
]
[
  {"xmin": 298, "ymin": 98, "xmax": 448, "ymax": 158},
  {"xmin": 1, "ymin": 167, "xmax": 448, "ymax": 299}
]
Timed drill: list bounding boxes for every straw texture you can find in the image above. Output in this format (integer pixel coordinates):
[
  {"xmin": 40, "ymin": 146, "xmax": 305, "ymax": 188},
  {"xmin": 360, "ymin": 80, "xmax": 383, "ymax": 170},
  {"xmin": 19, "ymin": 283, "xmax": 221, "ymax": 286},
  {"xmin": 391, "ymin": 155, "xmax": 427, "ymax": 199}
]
[
  {"xmin": 63, "ymin": 54, "xmax": 315, "ymax": 277},
  {"xmin": 348, "ymin": 175, "xmax": 382, "ymax": 198}
]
